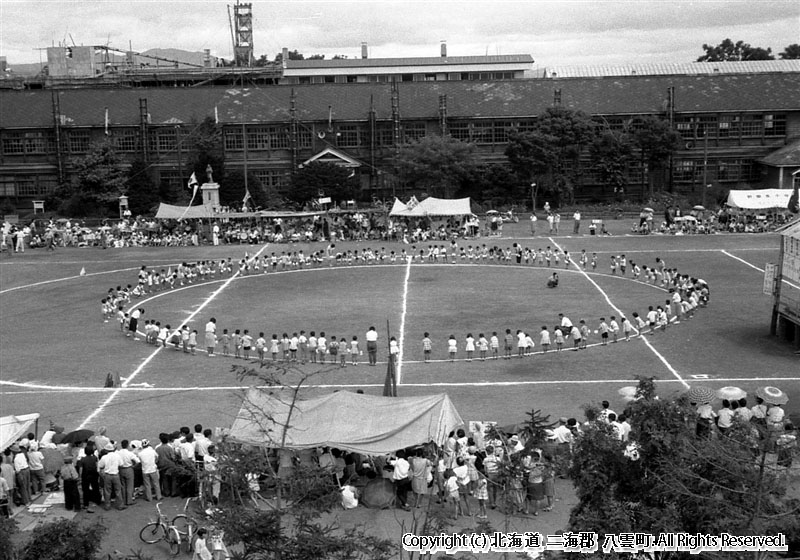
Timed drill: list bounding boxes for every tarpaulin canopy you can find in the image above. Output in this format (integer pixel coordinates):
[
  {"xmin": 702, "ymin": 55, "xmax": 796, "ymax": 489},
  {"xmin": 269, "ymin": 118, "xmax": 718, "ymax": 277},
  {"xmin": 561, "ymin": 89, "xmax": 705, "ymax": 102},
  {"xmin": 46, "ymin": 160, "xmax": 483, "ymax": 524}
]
[
  {"xmin": 725, "ymin": 189, "xmax": 794, "ymax": 210},
  {"xmin": 1, "ymin": 413, "xmax": 39, "ymax": 452},
  {"xmin": 389, "ymin": 197, "xmax": 472, "ymax": 217},
  {"xmin": 155, "ymin": 203, "xmax": 218, "ymax": 219},
  {"xmin": 229, "ymin": 390, "xmax": 463, "ymax": 455}
]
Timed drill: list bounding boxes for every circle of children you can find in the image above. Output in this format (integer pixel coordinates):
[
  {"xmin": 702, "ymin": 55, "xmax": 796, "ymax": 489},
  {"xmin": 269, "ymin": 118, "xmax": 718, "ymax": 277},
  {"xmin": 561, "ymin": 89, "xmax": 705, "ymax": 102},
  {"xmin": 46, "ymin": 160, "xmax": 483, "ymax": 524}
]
[{"xmin": 103, "ymin": 246, "xmax": 710, "ymax": 362}]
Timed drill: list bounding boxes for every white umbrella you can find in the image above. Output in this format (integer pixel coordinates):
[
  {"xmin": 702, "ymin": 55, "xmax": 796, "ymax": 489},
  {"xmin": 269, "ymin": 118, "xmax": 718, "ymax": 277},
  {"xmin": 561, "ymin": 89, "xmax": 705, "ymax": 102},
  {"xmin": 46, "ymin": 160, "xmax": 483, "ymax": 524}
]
[
  {"xmin": 693, "ymin": 205, "xmax": 706, "ymax": 211},
  {"xmin": 756, "ymin": 386, "xmax": 789, "ymax": 405},
  {"xmin": 716, "ymin": 386, "xmax": 746, "ymax": 401},
  {"xmin": 643, "ymin": 207, "xmax": 654, "ymax": 213}
]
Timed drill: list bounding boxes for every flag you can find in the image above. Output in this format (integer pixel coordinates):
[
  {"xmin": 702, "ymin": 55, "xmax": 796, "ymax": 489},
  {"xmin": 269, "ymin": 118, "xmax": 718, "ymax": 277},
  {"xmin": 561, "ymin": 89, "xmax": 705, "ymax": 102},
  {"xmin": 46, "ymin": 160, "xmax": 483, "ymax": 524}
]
[
  {"xmin": 214, "ymin": 106, "xmax": 219, "ymax": 125},
  {"xmin": 80, "ymin": 267, "xmax": 86, "ymax": 276},
  {"xmin": 188, "ymin": 172, "xmax": 199, "ymax": 196},
  {"xmin": 104, "ymin": 107, "xmax": 109, "ymax": 136},
  {"xmin": 242, "ymin": 189, "xmax": 252, "ymax": 209}
]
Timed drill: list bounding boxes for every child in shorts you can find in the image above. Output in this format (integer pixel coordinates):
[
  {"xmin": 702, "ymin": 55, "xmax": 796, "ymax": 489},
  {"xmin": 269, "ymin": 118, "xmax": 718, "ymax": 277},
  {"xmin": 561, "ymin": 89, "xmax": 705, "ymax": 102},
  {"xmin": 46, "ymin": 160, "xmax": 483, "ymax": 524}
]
[
  {"xmin": 189, "ymin": 329, "xmax": 198, "ymax": 355},
  {"xmin": 241, "ymin": 330, "xmax": 253, "ymax": 360},
  {"xmin": 256, "ymin": 333, "xmax": 267, "ymax": 364},
  {"xmin": 232, "ymin": 329, "xmax": 242, "ymax": 358},
  {"xmin": 350, "ymin": 336, "xmax": 359, "ymax": 365},
  {"xmin": 478, "ymin": 334, "xmax": 489, "ymax": 361},
  {"xmin": 490, "ymin": 332, "xmax": 499, "ymax": 359},
  {"xmin": 317, "ymin": 332, "xmax": 327, "ymax": 364},
  {"xmin": 422, "ymin": 333, "xmax": 432, "ymax": 363},
  {"xmin": 338, "ymin": 338, "xmax": 348, "ymax": 368},
  {"xmin": 554, "ymin": 327, "xmax": 564, "ymax": 351},
  {"xmin": 448, "ymin": 335, "xmax": 457, "ymax": 362},
  {"xmin": 540, "ymin": 326, "xmax": 551, "ymax": 353},
  {"xmin": 221, "ymin": 329, "xmax": 230, "ymax": 355},
  {"xmin": 308, "ymin": 332, "xmax": 318, "ymax": 363}
]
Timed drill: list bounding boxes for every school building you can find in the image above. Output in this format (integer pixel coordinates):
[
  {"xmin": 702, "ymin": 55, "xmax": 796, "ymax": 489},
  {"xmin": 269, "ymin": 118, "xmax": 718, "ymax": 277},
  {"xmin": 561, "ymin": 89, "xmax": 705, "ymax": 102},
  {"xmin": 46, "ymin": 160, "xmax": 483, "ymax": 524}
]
[{"xmin": 1, "ymin": 58, "xmax": 799, "ymax": 213}]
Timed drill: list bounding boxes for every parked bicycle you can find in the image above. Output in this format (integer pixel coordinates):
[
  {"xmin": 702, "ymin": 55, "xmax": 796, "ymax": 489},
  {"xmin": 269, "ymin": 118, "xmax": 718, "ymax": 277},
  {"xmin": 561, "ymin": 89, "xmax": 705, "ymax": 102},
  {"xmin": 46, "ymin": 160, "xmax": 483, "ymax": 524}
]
[
  {"xmin": 171, "ymin": 497, "xmax": 200, "ymax": 554},
  {"xmin": 139, "ymin": 502, "xmax": 182, "ymax": 555}
]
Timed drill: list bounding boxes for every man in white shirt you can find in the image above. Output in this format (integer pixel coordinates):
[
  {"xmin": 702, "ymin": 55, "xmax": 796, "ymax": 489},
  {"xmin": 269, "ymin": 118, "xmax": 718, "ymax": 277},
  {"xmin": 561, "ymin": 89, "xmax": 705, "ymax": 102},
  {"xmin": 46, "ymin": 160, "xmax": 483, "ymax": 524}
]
[
  {"xmin": 137, "ymin": 440, "xmax": 161, "ymax": 502},
  {"xmin": 117, "ymin": 440, "xmax": 140, "ymax": 506},
  {"xmin": 365, "ymin": 326, "xmax": 379, "ymax": 366},
  {"xmin": 12, "ymin": 446, "xmax": 31, "ymax": 505},
  {"xmin": 27, "ymin": 444, "xmax": 46, "ymax": 495},
  {"xmin": 391, "ymin": 450, "xmax": 412, "ymax": 509},
  {"xmin": 559, "ymin": 314, "xmax": 573, "ymax": 331},
  {"xmin": 98, "ymin": 444, "xmax": 125, "ymax": 510},
  {"xmin": 203, "ymin": 445, "xmax": 221, "ymax": 504},
  {"xmin": 194, "ymin": 427, "xmax": 213, "ymax": 459}
]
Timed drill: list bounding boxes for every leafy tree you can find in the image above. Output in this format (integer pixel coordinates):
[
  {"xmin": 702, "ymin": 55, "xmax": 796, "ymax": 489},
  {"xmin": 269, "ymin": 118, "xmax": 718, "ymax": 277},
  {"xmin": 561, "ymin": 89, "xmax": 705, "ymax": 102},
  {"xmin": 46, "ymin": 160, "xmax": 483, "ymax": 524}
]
[
  {"xmin": 288, "ymin": 161, "xmax": 359, "ymax": 205},
  {"xmin": 569, "ymin": 376, "xmax": 800, "ymax": 558},
  {"xmin": 0, "ymin": 518, "xmax": 17, "ymax": 560},
  {"xmin": 697, "ymin": 38, "xmax": 775, "ymax": 61},
  {"xmin": 20, "ymin": 519, "xmax": 107, "ymax": 560},
  {"xmin": 274, "ymin": 49, "xmax": 305, "ymax": 64},
  {"xmin": 307, "ymin": 54, "xmax": 326, "ymax": 60},
  {"xmin": 460, "ymin": 163, "xmax": 521, "ymax": 206},
  {"xmin": 223, "ymin": 170, "xmax": 285, "ymax": 210},
  {"xmin": 506, "ymin": 107, "xmax": 595, "ymax": 208},
  {"xmin": 632, "ymin": 116, "xmax": 682, "ymax": 198},
  {"xmin": 125, "ymin": 157, "xmax": 160, "ymax": 216},
  {"xmin": 589, "ymin": 129, "xmax": 635, "ymax": 195},
  {"xmin": 396, "ymin": 135, "xmax": 477, "ymax": 198},
  {"xmin": 185, "ymin": 117, "xmax": 224, "ymax": 205},
  {"xmin": 779, "ymin": 44, "xmax": 800, "ymax": 60},
  {"xmin": 58, "ymin": 139, "xmax": 128, "ymax": 216}
]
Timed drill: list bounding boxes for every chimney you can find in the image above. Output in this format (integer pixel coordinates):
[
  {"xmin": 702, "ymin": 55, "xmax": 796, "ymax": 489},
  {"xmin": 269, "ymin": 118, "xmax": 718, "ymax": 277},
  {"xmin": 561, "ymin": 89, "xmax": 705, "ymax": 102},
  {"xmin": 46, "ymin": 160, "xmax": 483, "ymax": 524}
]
[
  {"xmin": 441, "ymin": 40, "xmax": 447, "ymax": 58},
  {"xmin": 282, "ymin": 47, "xmax": 289, "ymax": 68},
  {"xmin": 203, "ymin": 49, "xmax": 211, "ymax": 68},
  {"xmin": 361, "ymin": 42, "xmax": 368, "ymax": 59}
]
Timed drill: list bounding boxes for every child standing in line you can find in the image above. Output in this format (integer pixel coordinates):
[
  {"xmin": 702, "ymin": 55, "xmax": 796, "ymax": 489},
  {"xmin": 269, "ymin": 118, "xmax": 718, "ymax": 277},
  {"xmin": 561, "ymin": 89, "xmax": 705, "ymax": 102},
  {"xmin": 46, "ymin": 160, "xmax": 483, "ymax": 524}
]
[
  {"xmin": 256, "ymin": 333, "xmax": 267, "ymax": 363},
  {"xmin": 591, "ymin": 253, "xmax": 598, "ymax": 271},
  {"xmin": 308, "ymin": 331, "xmax": 318, "ymax": 363},
  {"xmin": 350, "ymin": 336, "xmax": 359, "ymax": 365},
  {"xmin": 422, "ymin": 333, "xmax": 432, "ymax": 363},
  {"xmin": 281, "ymin": 333, "xmax": 291, "ymax": 361},
  {"xmin": 504, "ymin": 329, "xmax": 514, "ymax": 359},
  {"xmin": 621, "ymin": 316, "xmax": 633, "ymax": 341},
  {"xmin": 539, "ymin": 326, "xmax": 551, "ymax": 353},
  {"xmin": 474, "ymin": 471, "xmax": 489, "ymax": 519},
  {"xmin": 609, "ymin": 316, "xmax": 620, "ymax": 343},
  {"xmin": 298, "ymin": 331, "xmax": 308, "ymax": 363},
  {"xmin": 490, "ymin": 332, "xmax": 499, "ymax": 359},
  {"xmin": 270, "ymin": 334, "xmax": 280, "ymax": 361},
  {"xmin": 580, "ymin": 250, "xmax": 588, "ymax": 270},
  {"xmin": 241, "ymin": 330, "xmax": 253, "ymax": 360},
  {"xmin": 517, "ymin": 330, "xmax": 526, "ymax": 358},
  {"xmin": 478, "ymin": 334, "xmax": 489, "ymax": 361},
  {"xmin": 610, "ymin": 255, "xmax": 618, "ymax": 275},
  {"xmin": 444, "ymin": 469, "xmax": 461, "ymax": 520},
  {"xmin": 290, "ymin": 333, "xmax": 299, "ymax": 362},
  {"xmin": 524, "ymin": 332, "xmax": 535, "ymax": 355},
  {"xmin": 554, "ymin": 326, "xmax": 564, "ymax": 351},
  {"xmin": 339, "ymin": 337, "xmax": 348, "ymax": 368},
  {"xmin": 317, "ymin": 332, "xmax": 327, "ymax": 364},
  {"xmin": 598, "ymin": 319, "xmax": 609, "ymax": 346},
  {"xmin": 233, "ymin": 329, "xmax": 242, "ymax": 359},
  {"xmin": 328, "ymin": 335, "xmax": 339, "ymax": 364},
  {"xmin": 465, "ymin": 333, "xmax": 475, "ymax": 362},
  {"xmin": 633, "ymin": 312, "xmax": 647, "ymax": 336},
  {"xmin": 220, "ymin": 329, "xmax": 230, "ymax": 355},
  {"xmin": 188, "ymin": 329, "xmax": 198, "ymax": 355},
  {"xmin": 448, "ymin": 335, "xmax": 457, "ymax": 362}
]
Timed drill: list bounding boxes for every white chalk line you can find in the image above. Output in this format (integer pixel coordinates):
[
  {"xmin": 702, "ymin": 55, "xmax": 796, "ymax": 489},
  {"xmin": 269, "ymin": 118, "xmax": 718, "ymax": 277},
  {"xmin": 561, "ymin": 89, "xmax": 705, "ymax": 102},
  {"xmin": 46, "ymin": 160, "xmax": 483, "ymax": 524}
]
[
  {"xmin": 395, "ymin": 257, "xmax": 413, "ymax": 385},
  {"xmin": 549, "ymin": 237, "xmax": 690, "ymax": 389},
  {"xmin": 720, "ymin": 250, "xmax": 800, "ymax": 290},
  {"xmin": 0, "ymin": 266, "xmax": 144, "ymax": 295},
  {"xmin": 4, "ymin": 376, "xmax": 799, "ymax": 396},
  {"xmin": 77, "ymin": 242, "xmax": 271, "ymax": 429}
]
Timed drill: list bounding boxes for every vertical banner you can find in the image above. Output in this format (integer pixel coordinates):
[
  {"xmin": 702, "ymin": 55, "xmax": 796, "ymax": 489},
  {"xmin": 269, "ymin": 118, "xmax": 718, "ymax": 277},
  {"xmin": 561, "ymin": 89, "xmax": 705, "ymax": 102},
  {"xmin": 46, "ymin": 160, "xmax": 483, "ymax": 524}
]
[{"xmin": 763, "ymin": 263, "xmax": 776, "ymax": 296}]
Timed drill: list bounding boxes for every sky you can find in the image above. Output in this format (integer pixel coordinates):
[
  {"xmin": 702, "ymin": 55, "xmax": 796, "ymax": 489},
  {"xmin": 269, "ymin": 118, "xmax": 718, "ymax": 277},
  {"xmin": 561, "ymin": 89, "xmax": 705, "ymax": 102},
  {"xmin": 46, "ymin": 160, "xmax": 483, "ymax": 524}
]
[{"xmin": 1, "ymin": 0, "xmax": 798, "ymax": 68}]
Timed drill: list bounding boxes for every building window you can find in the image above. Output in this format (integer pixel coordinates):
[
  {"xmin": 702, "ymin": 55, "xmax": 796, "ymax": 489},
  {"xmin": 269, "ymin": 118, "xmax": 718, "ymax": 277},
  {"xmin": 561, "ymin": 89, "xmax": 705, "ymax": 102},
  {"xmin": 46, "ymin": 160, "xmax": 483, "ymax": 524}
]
[
  {"xmin": 493, "ymin": 120, "xmax": 514, "ymax": 143},
  {"xmin": 298, "ymin": 128, "xmax": 312, "ymax": 149},
  {"xmin": 324, "ymin": 76, "xmax": 336, "ymax": 83},
  {"xmin": 224, "ymin": 129, "xmax": 243, "ymax": 151},
  {"xmin": 159, "ymin": 170, "xmax": 184, "ymax": 191},
  {"xmin": 673, "ymin": 160, "xmax": 695, "ymax": 182},
  {"xmin": 68, "ymin": 130, "xmax": 91, "ymax": 153},
  {"xmin": 114, "ymin": 129, "xmax": 138, "ymax": 152},
  {"xmin": 338, "ymin": 124, "xmax": 362, "ymax": 147},
  {"xmin": 253, "ymin": 169, "xmax": 289, "ymax": 191},
  {"xmin": 764, "ymin": 114, "xmax": 786, "ymax": 136},
  {"xmin": 449, "ymin": 122, "xmax": 470, "ymax": 142},
  {"xmin": 269, "ymin": 126, "xmax": 290, "ymax": 150},
  {"xmin": 1, "ymin": 133, "xmax": 25, "ymax": 154},
  {"xmin": 402, "ymin": 122, "xmax": 426, "ymax": 142},
  {"xmin": 375, "ymin": 124, "xmax": 395, "ymax": 147},
  {"xmin": 247, "ymin": 126, "xmax": 270, "ymax": 151},
  {"xmin": 471, "ymin": 122, "xmax": 494, "ymax": 144},
  {"xmin": 0, "ymin": 176, "xmax": 14, "ymax": 196},
  {"xmin": 0, "ymin": 131, "xmax": 52, "ymax": 155},
  {"xmin": 156, "ymin": 129, "xmax": 177, "ymax": 153},
  {"xmin": 740, "ymin": 114, "xmax": 763, "ymax": 137},
  {"xmin": 718, "ymin": 115, "xmax": 740, "ymax": 138}
]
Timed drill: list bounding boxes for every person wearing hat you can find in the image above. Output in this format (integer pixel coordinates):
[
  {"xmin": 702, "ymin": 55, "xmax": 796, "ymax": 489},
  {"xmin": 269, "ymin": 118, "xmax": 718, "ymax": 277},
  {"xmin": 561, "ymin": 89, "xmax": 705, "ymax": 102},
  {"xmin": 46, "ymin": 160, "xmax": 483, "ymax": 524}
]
[
  {"xmin": 60, "ymin": 457, "xmax": 81, "ymax": 512},
  {"xmin": 97, "ymin": 443, "xmax": 125, "ymax": 510},
  {"xmin": 138, "ymin": 439, "xmax": 161, "ymax": 502}
]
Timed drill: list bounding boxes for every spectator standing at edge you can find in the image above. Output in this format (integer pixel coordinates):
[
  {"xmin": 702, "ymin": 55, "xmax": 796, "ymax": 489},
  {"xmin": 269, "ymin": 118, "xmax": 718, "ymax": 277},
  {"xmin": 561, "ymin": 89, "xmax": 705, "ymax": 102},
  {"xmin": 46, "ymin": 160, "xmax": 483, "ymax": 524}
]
[
  {"xmin": 573, "ymin": 210, "xmax": 581, "ymax": 234},
  {"xmin": 366, "ymin": 326, "xmax": 378, "ymax": 366}
]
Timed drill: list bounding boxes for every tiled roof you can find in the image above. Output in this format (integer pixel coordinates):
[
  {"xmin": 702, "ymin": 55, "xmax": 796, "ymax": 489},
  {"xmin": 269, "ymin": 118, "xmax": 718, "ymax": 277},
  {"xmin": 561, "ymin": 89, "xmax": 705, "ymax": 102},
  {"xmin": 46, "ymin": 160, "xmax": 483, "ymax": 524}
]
[
  {"xmin": 540, "ymin": 60, "xmax": 800, "ymax": 78},
  {"xmin": 2, "ymin": 72, "xmax": 799, "ymax": 129},
  {"xmin": 286, "ymin": 54, "xmax": 534, "ymax": 69},
  {"xmin": 759, "ymin": 139, "xmax": 800, "ymax": 167}
]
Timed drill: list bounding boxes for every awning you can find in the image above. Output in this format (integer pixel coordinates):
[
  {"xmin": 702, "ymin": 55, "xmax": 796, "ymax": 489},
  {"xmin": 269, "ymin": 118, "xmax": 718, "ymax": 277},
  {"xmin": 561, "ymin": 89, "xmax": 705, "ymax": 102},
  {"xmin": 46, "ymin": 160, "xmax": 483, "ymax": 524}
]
[
  {"xmin": 1, "ymin": 413, "xmax": 40, "ymax": 452},
  {"xmin": 389, "ymin": 197, "xmax": 472, "ymax": 217},
  {"xmin": 725, "ymin": 189, "xmax": 794, "ymax": 210}
]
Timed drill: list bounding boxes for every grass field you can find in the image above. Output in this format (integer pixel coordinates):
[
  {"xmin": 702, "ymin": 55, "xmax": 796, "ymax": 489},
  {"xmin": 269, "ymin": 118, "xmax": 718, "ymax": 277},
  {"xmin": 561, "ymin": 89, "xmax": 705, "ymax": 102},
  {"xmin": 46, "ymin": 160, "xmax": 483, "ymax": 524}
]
[{"xmin": 2, "ymin": 222, "xmax": 798, "ymax": 441}]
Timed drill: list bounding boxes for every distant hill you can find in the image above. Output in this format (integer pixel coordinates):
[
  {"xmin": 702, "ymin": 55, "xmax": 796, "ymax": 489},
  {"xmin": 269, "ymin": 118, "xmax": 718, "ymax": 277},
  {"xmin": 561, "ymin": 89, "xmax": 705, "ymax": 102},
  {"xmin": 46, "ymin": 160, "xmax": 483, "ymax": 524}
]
[{"xmin": 4, "ymin": 62, "xmax": 46, "ymax": 77}]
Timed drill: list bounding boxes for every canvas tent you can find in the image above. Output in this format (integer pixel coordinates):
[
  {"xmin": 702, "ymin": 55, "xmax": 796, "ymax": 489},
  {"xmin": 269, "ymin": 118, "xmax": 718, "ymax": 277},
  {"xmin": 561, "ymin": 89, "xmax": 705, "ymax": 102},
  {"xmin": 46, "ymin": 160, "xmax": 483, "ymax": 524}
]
[
  {"xmin": 229, "ymin": 390, "xmax": 463, "ymax": 455},
  {"xmin": 1, "ymin": 413, "xmax": 39, "ymax": 452},
  {"xmin": 389, "ymin": 197, "xmax": 472, "ymax": 217},
  {"xmin": 726, "ymin": 189, "xmax": 794, "ymax": 210},
  {"xmin": 155, "ymin": 203, "xmax": 218, "ymax": 219}
]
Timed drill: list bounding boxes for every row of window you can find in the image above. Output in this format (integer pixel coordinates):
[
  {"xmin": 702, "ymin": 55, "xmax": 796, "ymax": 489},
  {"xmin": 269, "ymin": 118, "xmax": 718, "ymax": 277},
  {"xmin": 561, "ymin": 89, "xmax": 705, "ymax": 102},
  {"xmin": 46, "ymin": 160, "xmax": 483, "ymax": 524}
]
[
  {"xmin": 0, "ymin": 112, "xmax": 789, "ymax": 157},
  {"xmin": 673, "ymin": 159, "xmax": 761, "ymax": 183},
  {"xmin": 290, "ymin": 71, "xmax": 519, "ymax": 85},
  {"xmin": 0, "ymin": 175, "xmax": 58, "ymax": 197}
]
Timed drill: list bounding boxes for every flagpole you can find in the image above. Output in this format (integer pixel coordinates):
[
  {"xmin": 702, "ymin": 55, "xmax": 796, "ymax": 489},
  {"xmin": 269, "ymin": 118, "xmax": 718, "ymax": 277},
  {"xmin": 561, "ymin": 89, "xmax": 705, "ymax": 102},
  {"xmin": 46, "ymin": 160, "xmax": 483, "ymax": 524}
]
[{"xmin": 240, "ymin": 64, "xmax": 250, "ymax": 211}]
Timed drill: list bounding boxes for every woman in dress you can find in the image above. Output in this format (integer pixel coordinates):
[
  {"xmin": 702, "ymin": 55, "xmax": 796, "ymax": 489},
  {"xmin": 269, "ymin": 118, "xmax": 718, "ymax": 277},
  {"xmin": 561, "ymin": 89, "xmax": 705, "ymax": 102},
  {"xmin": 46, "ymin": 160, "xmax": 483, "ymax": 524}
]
[{"xmin": 409, "ymin": 448, "xmax": 432, "ymax": 508}]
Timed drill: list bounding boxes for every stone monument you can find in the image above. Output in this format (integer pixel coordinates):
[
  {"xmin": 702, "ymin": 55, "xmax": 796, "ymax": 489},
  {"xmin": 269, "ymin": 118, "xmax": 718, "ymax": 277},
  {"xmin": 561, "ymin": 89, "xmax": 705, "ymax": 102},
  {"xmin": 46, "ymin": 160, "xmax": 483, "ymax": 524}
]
[{"xmin": 200, "ymin": 164, "xmax": 220, "ymax": 210}]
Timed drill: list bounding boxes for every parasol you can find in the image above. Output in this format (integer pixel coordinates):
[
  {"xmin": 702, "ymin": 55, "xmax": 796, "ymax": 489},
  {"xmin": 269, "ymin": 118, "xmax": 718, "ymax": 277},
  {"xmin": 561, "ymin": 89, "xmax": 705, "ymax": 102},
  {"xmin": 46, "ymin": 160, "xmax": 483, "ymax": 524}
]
[
  {"xmin": 756, "ymin": 386, "xmax": 789, "ymax": 405},
  {"xmin": 687, "ymin": 386, "xmax": 715, "ymax": 404},
  {"xmin": 693, "ymin": 205, "xmax": 706, "ymax": 211},
  {"xmin": 60, "ymin": 429, "xmax": 94, "ymax": 444},
  {"xmin": 643, "ymin": 207, "xmax": 654, "ymax": 213},
  {"xmin": 618, "ymin": 386, "xmax": 638, "ymax": 402},
  {"xmin": 485, "ymin": 210, "xmax": 499, "ymax": 214},
  {"xmin": 716, "ymin": 386, "xmax": 746, "ymax": 401}
]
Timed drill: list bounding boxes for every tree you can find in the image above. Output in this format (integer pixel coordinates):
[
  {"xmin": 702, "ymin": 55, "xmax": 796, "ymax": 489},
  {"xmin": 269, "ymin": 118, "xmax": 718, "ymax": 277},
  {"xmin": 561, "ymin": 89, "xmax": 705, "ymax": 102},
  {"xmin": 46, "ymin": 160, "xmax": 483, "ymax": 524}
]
[
  {"xmin": 697, "ymin": 38, "xmax": 775, "ymax": 61},
  {"xmin": 19, "ymin": 519, "xmax": 107, "ymax": 560},
  {"xmin": 274, "ymin": 49, "xmax": 305, "ymax": 64},
  {"xmin": 569, "ymin": 377, "xmax": 800, "ymax": 558},
  {"xmin": 460, "ymin": 163, "xmax": 521, "ymax": 207},
  {"xmin": 58, "ymin": 139, "xmax": 128, "ymax": 216},
  {"xmin": 779, "ymin": 44, "xmax": 800, "ymax": 60},
  {"xmin": 223, "ymin": 170, "xmax": 285, "ymax": 210},
  {"xmin": 125, "ymin": 157, "xmax": 160, "ymax": 215},
  {"xmin": 396, "ymin": 135, "xmax": 477, "ymax": 198},
  {"xmin": 287, "ymin": 161, "xmax": 359, "ymax": 206},
  {"xmin": 185, "ymin": 117, "xmax": 224, "ymax": 205},
  {"xmin": 632, "ymin": 116, "xmax": 682, "ymax": 198},
  {"xmin": 505, "ymin": 107, "xmax": 596, "ymax": 208},
  {"xmin": 589, "ymin": 128, "xmax": 635, "ymax": 197}
]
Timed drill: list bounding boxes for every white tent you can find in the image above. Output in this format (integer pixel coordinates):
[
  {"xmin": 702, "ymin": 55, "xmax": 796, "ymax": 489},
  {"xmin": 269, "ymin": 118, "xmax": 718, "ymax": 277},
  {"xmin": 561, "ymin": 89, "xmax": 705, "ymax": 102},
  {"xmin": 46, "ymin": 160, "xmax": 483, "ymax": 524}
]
[
  {"xmin": 389, "ymin": 197, "xmax": 472, "ymax": 217},
  {"xmin": 725, "ymin": 189, "xmax": 794, "ymax": 210},
  {"xmin": 1, "ymin": 413, "xmax": 39, "ymax": 452},
  {"xmin": 229, "ymin": 390, "xmax": 463, "ymax": 455}
]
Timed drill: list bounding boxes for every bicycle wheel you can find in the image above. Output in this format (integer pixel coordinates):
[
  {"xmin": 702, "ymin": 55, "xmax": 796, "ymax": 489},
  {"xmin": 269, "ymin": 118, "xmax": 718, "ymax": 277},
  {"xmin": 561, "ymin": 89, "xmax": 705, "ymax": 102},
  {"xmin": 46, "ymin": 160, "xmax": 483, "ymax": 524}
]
[
  {"xmin": 167, "ymin": 527, "xmax": 181, "ymax": 556},
  {"xmin": 139, "ymin": 521, "xmax": 165, "ymax": 544},
  {"xmin": 171, "ymin": 513, "xmax": 198, "ymax": 539}
]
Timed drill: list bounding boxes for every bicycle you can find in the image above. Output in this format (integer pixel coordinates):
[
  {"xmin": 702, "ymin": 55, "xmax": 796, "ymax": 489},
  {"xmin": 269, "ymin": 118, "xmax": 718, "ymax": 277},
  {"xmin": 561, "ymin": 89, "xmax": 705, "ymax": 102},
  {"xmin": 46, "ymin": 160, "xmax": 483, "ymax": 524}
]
[
  {"xmin": 139, "ymin": 502, "xmax": 181, "ymax": 555},
  {"xmin": 171, "ymin": 497, "xmax": 201, "ymax": 554}
]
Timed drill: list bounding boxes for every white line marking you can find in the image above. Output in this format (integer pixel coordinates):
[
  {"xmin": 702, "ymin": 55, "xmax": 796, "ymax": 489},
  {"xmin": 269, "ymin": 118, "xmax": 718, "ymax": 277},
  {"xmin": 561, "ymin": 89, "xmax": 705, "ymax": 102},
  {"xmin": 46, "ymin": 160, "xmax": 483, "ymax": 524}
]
[
  {"xmin": 4, "ymin": 376, "xmax": 798, "ymax": 395},
  {"xmin": 396, "ymin": 257, "xmax": 412, "ymax": 385},
  {"xmin": 77, "ymin": 242, "xmax": 271, "ymax": 429},
  {"xmin": 549, "ymin": 237, "xmax": 690, "ymax": 389},
  {"xmin": 720, "ymin": 250, "xmax": 800, "ymax": 290},
  {"xmin": 0, "ymin": 266, "xmax": 142, "ymax": 295}
]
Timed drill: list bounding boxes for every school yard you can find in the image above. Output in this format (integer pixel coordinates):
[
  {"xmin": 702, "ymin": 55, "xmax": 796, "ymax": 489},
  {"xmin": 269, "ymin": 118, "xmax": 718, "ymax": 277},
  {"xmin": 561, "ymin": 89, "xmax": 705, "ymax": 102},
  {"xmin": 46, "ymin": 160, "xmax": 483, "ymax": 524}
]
[{"xmin": 1, "ymin": 219, "xmax": 799, "ymax": 557}]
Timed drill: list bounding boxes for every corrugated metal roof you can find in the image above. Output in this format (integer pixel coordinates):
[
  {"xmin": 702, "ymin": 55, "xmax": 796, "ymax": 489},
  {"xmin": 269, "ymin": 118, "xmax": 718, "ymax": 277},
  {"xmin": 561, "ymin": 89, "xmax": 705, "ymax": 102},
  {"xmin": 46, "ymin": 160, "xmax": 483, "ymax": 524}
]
[
  {"xmin": 2, "ymin": 72, "xmax": 799, "ymax": 128},
  {"xmin": 759, "ymin": 139, "xmax": 800, "ymax": 167},
  {"xmin": 286, "ymin": 54, "xmax": 534, "ymax": 69},
  {"xmin": 540, "ymin": 60, "xmax": 800, "ymax": 78}
]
